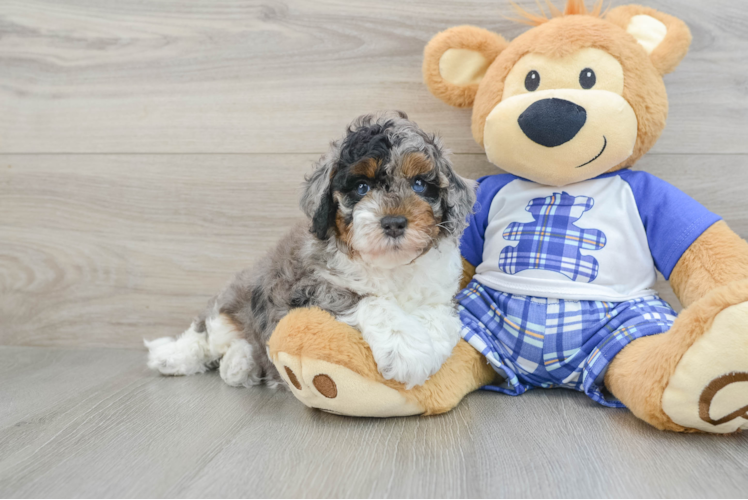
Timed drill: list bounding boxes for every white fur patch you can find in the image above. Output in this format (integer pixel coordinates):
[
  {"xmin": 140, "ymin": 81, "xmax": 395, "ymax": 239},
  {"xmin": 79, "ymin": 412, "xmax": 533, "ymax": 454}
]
[
  {"xmin": 205, "ymin": 313, "xmax": 243, "ymax": 358},
  {"xmin": 145, "ymin": 323, "xmax": 211, "ymax": 376},
  {"xmin": 219, "ymin": 339, "xmax": 262, "ymax": 387},
  {"xmin": 325, "ymin": 236, "xmax": 463, "ymax": 302},
  {"xmin": 266, "ymin": 378, "xmax": 287, "ymax": 391},
  {"xmin": 145, "ymin": 313, "xmax": 244, "ymax": 377},
  {"xmin": 335, "ymin": 239, "xmax": 464, "ymax": 388},
  {"xmin": 345, "ymin": 298, "xmax": 461, "ymax": 388}
]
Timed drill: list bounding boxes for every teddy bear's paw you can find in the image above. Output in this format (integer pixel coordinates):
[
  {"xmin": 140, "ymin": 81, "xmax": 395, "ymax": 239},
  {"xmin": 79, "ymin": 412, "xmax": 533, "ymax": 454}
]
[
  {"xmin": 271, "ymin": 351, "xmax": 424, "ymax": 418},
  {"xmin": 662, "ymin": 302, "xmax": 748, "ymax": 433}
]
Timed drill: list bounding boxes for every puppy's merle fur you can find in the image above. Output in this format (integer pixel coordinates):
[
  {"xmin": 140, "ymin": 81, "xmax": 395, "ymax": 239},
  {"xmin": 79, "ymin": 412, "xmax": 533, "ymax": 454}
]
[{"xmin": 146, "ymin": 112, "xmax": 476, "ymax": 389}]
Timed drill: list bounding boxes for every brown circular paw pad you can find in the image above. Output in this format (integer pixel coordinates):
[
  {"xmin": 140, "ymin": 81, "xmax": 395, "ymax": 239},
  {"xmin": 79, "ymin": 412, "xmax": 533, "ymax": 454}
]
[
  {"xmin": 313, "ymin": 374, "xmax": 337, "ymax": 398},
  {"xmin": 284, "ymin": 366, "xmax": 301, "ymax": 390},
  {"xmin": 699, "ymin": 372, "xmax": 748, "ymax": 426}
]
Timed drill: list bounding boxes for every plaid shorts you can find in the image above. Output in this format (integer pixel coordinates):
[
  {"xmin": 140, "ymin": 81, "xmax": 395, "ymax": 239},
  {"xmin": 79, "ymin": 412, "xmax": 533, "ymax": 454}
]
[{"xmin": 456, "ymin": 280, "xmax": 677, "ymax": 407}]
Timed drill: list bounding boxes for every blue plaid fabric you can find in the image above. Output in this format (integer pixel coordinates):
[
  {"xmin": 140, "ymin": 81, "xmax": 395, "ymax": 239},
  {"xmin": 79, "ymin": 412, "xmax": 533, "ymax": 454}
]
[
  {"xmin": 499, "ymin": 192, "xmax": 607, "ymax": 283},
  {"xmin": 456, "ymin": 280, "xmax": 676, "ymax": 407}
]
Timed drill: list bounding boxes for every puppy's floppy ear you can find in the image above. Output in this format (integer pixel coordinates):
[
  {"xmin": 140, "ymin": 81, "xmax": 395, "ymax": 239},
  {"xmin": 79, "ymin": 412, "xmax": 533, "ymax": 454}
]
[
  {"xmin": 300, "ymin": 155, "xmax": 337, "ymax": 240},
  {"xmin": 438, "ymin": 158, "xmax": 477, "ymax": 237},
  {"xmin": 423, "ymin": 26, "xmax": 508, "ymax": 108},
  {"xmin": 607, "ymin": 5, "xmax": 692, "ymax": 75}
]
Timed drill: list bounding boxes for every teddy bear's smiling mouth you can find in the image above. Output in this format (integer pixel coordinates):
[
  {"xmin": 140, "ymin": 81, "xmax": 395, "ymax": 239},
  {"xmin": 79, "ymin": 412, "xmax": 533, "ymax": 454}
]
[{"xmin": 575, "ymin": 136, "xmax": 607, "ymax": 168}]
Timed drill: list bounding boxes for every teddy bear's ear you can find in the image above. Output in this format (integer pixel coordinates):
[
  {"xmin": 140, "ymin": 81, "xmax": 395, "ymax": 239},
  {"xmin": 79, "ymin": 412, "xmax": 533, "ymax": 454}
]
[
  {"xmin": 606, "ymin": 5, "xmax": 692, "ymax": 75},
  {"xmin": 423, "ymin": 26, "xmax": 508, "ymax": 108}
]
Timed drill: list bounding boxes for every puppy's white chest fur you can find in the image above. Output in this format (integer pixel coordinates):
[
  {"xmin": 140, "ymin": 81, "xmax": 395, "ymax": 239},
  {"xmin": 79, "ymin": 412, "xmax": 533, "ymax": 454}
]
[
  {"xmin": 330, "ymin": 240, "xmax": 463, "ymax": 308},
  {"xmin": 331, "ymin": 241, "xmax": 465, "ymax": 388}
]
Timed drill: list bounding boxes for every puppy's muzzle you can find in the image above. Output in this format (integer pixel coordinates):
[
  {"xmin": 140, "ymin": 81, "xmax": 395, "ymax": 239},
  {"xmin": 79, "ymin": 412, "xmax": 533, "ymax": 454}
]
[{"xmin": 380, "ymin": 215, "xmax": 408, "ymax": 238}]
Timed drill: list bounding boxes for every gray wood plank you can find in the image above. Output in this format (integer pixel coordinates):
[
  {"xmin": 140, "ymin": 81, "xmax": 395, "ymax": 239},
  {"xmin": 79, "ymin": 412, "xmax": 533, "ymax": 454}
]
[
  {"xmin": 2, "ymin": 153, "xmax": 747, "ymax": 348},
  {"xmin": 2, "ymin": 0, "xmax": 748, "ymax": 497},
  {"xmin": 0, "ymin": 346, "xmax": 746, "ymax": 498},
  {"xmin": 1, "ymin": 0, "xmax": 746, "ymax": 154}
]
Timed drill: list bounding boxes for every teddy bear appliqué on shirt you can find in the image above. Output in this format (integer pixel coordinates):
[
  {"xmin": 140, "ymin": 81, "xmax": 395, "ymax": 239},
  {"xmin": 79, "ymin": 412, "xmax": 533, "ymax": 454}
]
[{"xmin": 498, "ymin": 192, "xmax": 607, "ymax": 282}]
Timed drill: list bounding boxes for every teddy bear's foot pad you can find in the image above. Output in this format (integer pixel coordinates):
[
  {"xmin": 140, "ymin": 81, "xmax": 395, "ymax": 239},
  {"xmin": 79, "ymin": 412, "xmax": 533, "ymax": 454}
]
[
  {"xmin": 662, "ymin": 302, "xmax": 748, "ymax": 433},
  {"xmin": 274, "ymin": 352, "xmax": 424, "ymax": 417}
]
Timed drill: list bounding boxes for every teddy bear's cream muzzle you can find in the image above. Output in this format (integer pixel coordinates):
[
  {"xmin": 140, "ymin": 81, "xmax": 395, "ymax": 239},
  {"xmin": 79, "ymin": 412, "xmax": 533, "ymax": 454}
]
[{"xmin": 483, "ymin": 88, "xmax": 638, "ymax": 186}]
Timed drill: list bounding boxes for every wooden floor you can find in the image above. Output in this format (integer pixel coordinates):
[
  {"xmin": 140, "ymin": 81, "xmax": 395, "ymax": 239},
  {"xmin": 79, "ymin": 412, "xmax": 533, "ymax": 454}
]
[
  {"xmin": 1, "ymin": 0, "xmax": 747, "ymax": 497},
  {"xmin": 1, "ymin": 346, "xmax": 747, "ymax": 499}
]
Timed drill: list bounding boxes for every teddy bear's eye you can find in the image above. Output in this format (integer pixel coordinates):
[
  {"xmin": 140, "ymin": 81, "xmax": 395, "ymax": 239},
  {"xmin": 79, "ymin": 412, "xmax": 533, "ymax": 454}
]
[
  {"xmin": 525, "ymin": 70, "xmax": 540, "ymax": 92},
  {"xmin": 579, "ymin": 68, "xmax": 596, "ymax": 89}
]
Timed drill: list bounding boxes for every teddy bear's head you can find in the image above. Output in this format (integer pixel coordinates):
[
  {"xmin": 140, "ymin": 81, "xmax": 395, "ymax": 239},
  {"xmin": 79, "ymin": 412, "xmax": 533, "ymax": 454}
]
[{"xmin": 423, "ymin": 1, "xmax": 692, "ymax": 186}]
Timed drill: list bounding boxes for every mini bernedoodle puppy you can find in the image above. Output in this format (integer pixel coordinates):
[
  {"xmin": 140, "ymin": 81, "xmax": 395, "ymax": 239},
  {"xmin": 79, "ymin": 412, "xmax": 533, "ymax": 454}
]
[{"xmin": 146, "ymin": 112, "xmax": 476, "ymax": 389}]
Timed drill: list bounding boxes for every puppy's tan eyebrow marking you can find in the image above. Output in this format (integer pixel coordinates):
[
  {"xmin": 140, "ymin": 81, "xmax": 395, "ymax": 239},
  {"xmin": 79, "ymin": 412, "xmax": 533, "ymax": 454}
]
[
  {"xmin": 401, "ymin": 153, "xmax": 434, "ymax": 178},
  {"xmin": 350, "ymin": 158, "xmax": 380, "ymax": 178}
]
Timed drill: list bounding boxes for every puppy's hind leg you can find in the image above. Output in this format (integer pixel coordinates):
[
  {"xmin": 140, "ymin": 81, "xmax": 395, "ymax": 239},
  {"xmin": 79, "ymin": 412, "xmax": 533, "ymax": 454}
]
[
  {"xmin": 219, "ymin": 339, "xmax": 263, "ymax": 387},
  {"xmin": 145, "ymin": 320, "xmax": 212, "ymax": 376},
  {"xmin": 145, "ymin": 313, "xmax": 245, "ymax": 377}
]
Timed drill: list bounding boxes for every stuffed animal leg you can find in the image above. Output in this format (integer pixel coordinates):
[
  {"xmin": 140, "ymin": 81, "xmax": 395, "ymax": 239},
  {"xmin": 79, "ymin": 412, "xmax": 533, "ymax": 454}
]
[
  {"xmin": 605, "ymin": 222, "xmax": 748, "ymax": 433},
  {"xmin": 267, "ymin": 305, "xmax": 496, "ymax": 417}
]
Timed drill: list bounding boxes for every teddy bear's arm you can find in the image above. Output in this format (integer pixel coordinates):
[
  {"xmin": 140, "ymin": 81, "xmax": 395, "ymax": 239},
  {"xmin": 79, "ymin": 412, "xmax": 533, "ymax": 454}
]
[{"xmin": 669, "ymin": 221, "xmax": 748, "ymax": 308}]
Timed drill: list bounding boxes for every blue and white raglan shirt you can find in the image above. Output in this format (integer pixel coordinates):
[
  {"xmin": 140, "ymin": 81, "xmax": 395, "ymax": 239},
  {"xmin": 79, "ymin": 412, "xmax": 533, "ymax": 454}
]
[{"xmin": 461, "ymin": 170, "xmax": 722, "ymax": 302}]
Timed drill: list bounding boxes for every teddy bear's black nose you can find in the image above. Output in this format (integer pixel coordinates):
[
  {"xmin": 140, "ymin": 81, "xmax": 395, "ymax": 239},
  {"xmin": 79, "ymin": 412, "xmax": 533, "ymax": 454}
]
[{"xmin": 518, "ymin": 98, "xmax": 587, "ymax": 148}]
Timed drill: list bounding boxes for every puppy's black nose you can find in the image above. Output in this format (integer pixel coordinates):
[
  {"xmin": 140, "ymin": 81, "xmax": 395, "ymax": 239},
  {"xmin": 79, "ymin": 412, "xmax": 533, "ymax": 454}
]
[
  {"xmin": 518, "ymin": 98, "xmax": 587, "ymax": 147},
  {"xmin": 381, "ymin": 216, "xmax": 408, "ymax": 238}
]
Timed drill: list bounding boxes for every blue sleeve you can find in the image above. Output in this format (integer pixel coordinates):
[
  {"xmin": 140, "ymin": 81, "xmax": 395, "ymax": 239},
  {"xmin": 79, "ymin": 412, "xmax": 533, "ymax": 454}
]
[
  {"xmin": 460, "ymin": 174, "xmax": 518, "ymax": 267},
  {"xmin": 618, "ymin": 170, "xmax": 722, "ymax": 279}
]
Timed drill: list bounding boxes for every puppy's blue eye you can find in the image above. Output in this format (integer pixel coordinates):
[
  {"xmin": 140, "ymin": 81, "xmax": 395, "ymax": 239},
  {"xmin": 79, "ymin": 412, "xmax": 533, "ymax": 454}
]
[
  {"xmin": 412, "ymin": 178, "xmax": 427, "ymax": 193},
  {"xmin": 356, "ymin": 183, "xmax": 370, "ymax": 196}
]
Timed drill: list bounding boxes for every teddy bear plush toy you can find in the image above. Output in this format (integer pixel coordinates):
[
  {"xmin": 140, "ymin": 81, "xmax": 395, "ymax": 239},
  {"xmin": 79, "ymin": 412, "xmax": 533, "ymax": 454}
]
[{"xmin": 267, "ymin": 0, "xmax": 748, "ymax": 433}]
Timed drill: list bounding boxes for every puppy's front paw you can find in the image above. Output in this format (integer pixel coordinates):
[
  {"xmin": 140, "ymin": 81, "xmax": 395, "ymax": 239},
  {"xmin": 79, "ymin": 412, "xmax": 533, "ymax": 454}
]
[
  {"xmin": 371, "ymin": 340, "xmax": 439, "ymax": 390},
  {"xmin": 354, "ymin": 298, "xmax": 459, "ymax": 390},
  {"xmin": 370, "ymin": 308, "xmax": 462, "ymax": 390}
]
